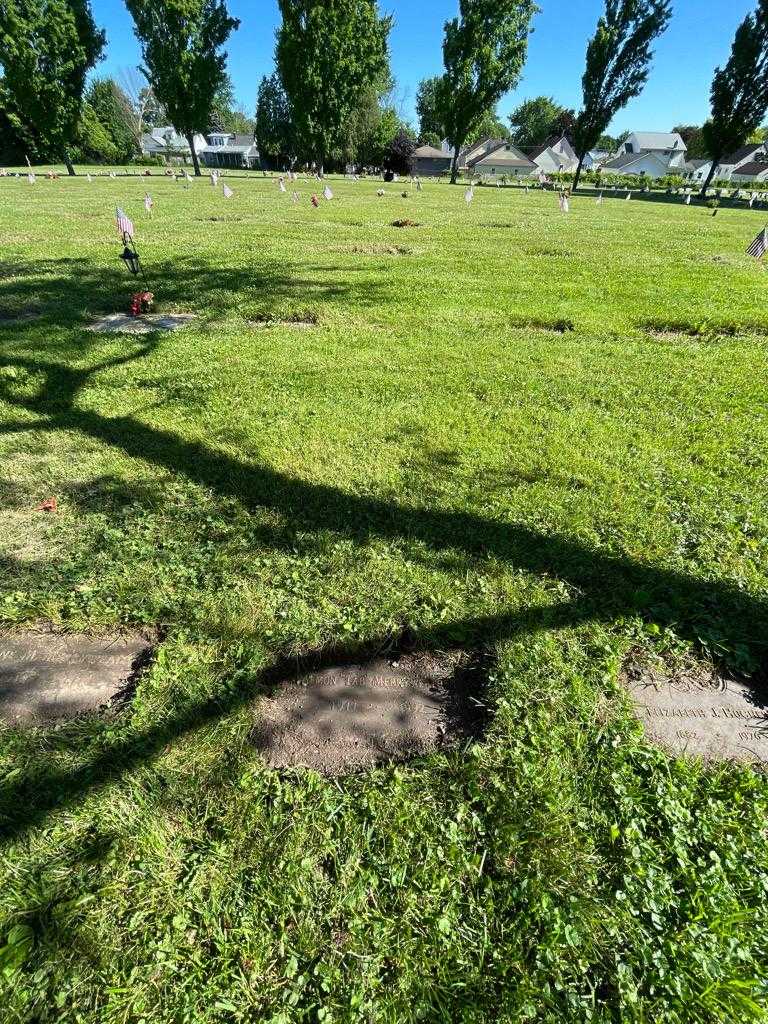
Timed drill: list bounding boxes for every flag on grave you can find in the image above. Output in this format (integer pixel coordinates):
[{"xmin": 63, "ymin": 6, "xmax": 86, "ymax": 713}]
[
  {"xmin": 596, "ymin": 192, "xmax": 603, "ymax": 204},
  {"xmin": 685, "ymin": 194, "xmax": 691, "ymax": 205},
  {"xmin": 626, "ymin": 192, "xmax": 632, "ymax": 200},
  {"xmin": 311, "ymin": 194, "xmax": 320, "ymax": 207},
  {"xmin": 292, "ymin": 191, "xmax": 300, "ymax": 203},
  {"xmin": 559, "ymin": 193, "xmax": 569, "ymax": 213},
  {"xmin": 746, "ymin": 227, "xmax": 768, "ymax": 259},
  {"xmin": 210, "ymin": 171, "xmax": 218, "ymax": 186},
  {"xmin": 87, "ymin": 173, "xmax": 92, "ymax": 183},
  {"xmin": 116, "ymin": 207, "xmax": 134, "ymax": 236},
  {"xmin": 27, "ymin": 173, "xmax": 35, "ymax": 184},
  {"xmin": 222, "ymin": 183, "xmax": 233, "ymax": 199},
  {"xmin": 323, "ymin": 185, "xmax": 333, "ymax": 200},
  {"xmin": 465, "ymin": 186, "xmax": 474, "ymax": 204},
  {"xmin": 144, "ymin": 193, "xmax": 153, "ymax": 214},
  {"xmin": 279, "ymin": 178, "xmax": 287, "ymax": 192}
]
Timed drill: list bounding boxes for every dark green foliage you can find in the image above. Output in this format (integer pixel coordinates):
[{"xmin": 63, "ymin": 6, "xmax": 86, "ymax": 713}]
[
  {"xmin": 437, "ymin": 0, "xmax": 538, "ymax": 182},
  {"xmin": 255, "ymin": 73, "xmax": 293, "ymax": 165},
  {"xmin": 700, "ymin": 1, "xmax": 768, "ymax": 193},
  {"xmin": 509, "ymin": 95, "xmax": 575, "ymax": 148},
  {"xmin": 385, "ymin": 125, "xmax": 417, "ymax": 174},
  {"xmin": 0, "ymin": 0, "xmax": 105, "ymax": 174},
  {"xmin": 275, "ymin": 0, "xmax": 391, "ymax": 169},
  {"xmin": 416, "ymin": 75, "xmax": 444, "ymax": 142},
  {"xmin": 124, "ymin": 0, "xmax": 240, "ymax": 175},
  {"xmin": 673, "ymin": 123, "xmax": 707, "ymax": 159},
  {"xmin": 572, "ymin": 0, "xmax": 672, "ymax": 189},
  {"xmin": 209, "ymin": 73, "xmax": 253, "ymax": 134},
  {"xmin": 84, "ymin": 78, "xmax": 137, "ymax": 163}
]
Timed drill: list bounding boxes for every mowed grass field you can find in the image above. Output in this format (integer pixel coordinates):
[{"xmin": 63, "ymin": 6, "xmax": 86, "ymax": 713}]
[{"xmin": 1, "ymin": 173, "xmax": 767, "ymax": 1023}]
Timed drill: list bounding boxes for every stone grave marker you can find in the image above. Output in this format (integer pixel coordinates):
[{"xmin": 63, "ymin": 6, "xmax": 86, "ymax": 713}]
[
  {"xmin": 625, "ymin": 661, "xmax": 768, "ymax": 765},
  {"xmin": 253, "ymin": 651, "xmax": 483, "ymax": 775},
  {"xmin": 89, "ymin": 313, "xmax": 196, "ymax": 335},
  {"xmin": 0, "ymin": 627, "xmax": 151, "ymax": 724}
]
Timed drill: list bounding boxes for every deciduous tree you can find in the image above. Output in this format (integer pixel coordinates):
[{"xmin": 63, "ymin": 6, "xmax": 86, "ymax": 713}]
[
  {"xmin": 87, "ymin": 78, "xmax": 137, "ymax": 162},
  {"xmin": 0, "ymin": 0, "xmax": 105, "ymax": 174},
  {"xmin": 416, "ymin": 76, "xmax": 444, "ymax": 142},
  {"xmin": 571, "ymin": 0, "xmax": 671, "ymax": 190},
  {"xmin": 436, "ymin": 0, "xmax": 537, "ymax": 184},
  {"xmin": 276, "ymin": 0, "xmax": 391, "ymax": 172},
  {"xmin": 125, "ymin": 0, "xmax": 240, "ymax": 175},
  {"xmin": 508, "ymin": 96, "xmax": 574, "ymax": 149},
  {"xmin": 700, "ymin": 1, "xmax": 768, "ymax": 194},
  {"xmin": 255, "ymin": 73, "xmax": 293, "ymax": 166}
]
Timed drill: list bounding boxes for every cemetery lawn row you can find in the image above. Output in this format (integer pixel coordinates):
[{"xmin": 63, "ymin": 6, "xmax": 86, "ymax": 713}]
[{"xmin": 0, "ymin": 175, "xmax": 766, "ymax": 1022}]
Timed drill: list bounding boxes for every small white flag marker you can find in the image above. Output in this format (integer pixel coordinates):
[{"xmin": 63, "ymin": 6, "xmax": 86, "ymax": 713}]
[
  {"xmin": 465, "ymin": 186, "xmax": 474, "ymax": 204},
  {"xmin": 685, "ymin": 194, "xmax": 691, "ymax": 205},
  {"xmin": 144, "ymin": 193, "xmax": 153, "ymax": 214},
  {"xmin": 596, "ymin": 192, "xmax": 603, "ymax": 204},
  {"xmin": 323, "ymin": 185, "xmax": 333, "ymax": 200},
  {"xmin": 210, "ymin": 170, "xmax": 218, "ymax": 186},
  {"xmin": 27, "ymin": 172, "xmax": 35, "ymax": 184},
  {"xmin": 222, "ymin": 183, "xmax": 233, "ymax": 199}
]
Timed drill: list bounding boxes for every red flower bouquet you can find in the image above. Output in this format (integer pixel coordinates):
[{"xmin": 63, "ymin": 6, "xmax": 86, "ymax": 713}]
[{"xmin": 129, "ymin": 291, "xmax": 154, "ymax": 316}]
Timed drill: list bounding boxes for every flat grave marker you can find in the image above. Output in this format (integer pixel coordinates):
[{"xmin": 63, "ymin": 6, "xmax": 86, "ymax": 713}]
[
  {"xmin": 624, "ymin": 661, "xmax": 768, "ymax": 764},
  {"xmin": 89, "ymin": 313, "xmax": 196, "ymax": 335},
  {"xmin": 0, "ymin": 626, "xmax": 151, "ymax": 724},
  {"xmin": 253, "ymin": 651, "xmax": 483, "ymax": 775}
]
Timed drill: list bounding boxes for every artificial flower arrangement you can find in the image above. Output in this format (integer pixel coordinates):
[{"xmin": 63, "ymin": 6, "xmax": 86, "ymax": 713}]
[{"xmin": 129, "ymin": 291, "xmax": 154, "ymax": 316}]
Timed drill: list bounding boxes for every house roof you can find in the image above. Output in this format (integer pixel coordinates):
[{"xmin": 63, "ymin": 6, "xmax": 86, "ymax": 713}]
[
  {"xmin": 685, "ymin": 158, "xmax": 710, "ymax": 169},
  {"xmin": 731, "ymin": 161, "xmax": 768, "ymax": 177},
  {"xmin": 413, "ymin": 145, "xmax": 451, "ymax": 159},
  {"xmin": 472, "ymin": 150, "xmax": 536, "ymax": 169},
  {"xmin": 587, "ymin": 150, "xmax": 610, "ymax": 159},
  {"xmin": 721, "ymin": 143, "xmax": 764, "ymax": 165},
  {"xmin": 628, "ymin": 131, "xmax": 686, "ymax": 150},
  {"xmin": 602, "ymin": 151, "xmax": 669, "ymax": 171}
]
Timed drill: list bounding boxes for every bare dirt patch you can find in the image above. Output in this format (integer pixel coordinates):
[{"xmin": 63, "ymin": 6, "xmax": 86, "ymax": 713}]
[
  {"xmin": 252, "ymin": 648, "xmax": 488, "ymax": 775},
  {"xmin": 623, "ymin": 655, "xmax": 767, "ymax": 764},
  {"xmin": 641, "ymin": 319, "xmax": 768, "ymax": 341},
  {"xmin": 391, "ymin": 219, "xmax": 421, "ymax": 228},
  {"xmin": 0, "ymin": 625, "xmax": 153, "ymax": 725}
]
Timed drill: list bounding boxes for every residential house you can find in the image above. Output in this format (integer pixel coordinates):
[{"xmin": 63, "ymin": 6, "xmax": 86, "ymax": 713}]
[
  {"xmin": 140, "ymin": 127, "xmax": 207, "ymax": 162},
  {"xmin": 617, "ymin": 131, "xmax": 688, "ymax": 169},
  {"xmin": 526, "ymin": 135, "xmax": 578, "ymax": 173},
  {"xmin": 684, "ymin": 158, "xmax": 713, "ymax": 183},
  {"xmin": 441, "ymin": 137, "xmax": 509, "ymax": 172},
  {"xmin": 716, "ymin": 143, "xmax": 768, "ymax": 180},
  {"xmin": 411, "ymin": 145, "xmax": 452, "ymax": 176},
  {"xmin": 730, "ymin": 160, "xmax": 768, "ymax": 184},
  {"xmin": 582, "ymin": 149, "xmax": 610, "ymax": 170},
  {"xmin": 600, "ymin": 150, "xmax": 673, "ymax": 179},
  {"xmin": 201, "ymin": 132, "xmax": 259, "ymax": 169},
  {"xmin": 468, "ymin": 141, "xmax": 536, "ymax": 178}
]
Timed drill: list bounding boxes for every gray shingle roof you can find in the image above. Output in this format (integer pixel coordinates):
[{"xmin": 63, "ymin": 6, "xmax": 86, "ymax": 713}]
[
  {"xmin": 413, "ymin": 145, "xmax": 450, "ymax": 159},
  {"xmin": 629, "ymin": 132, "xmax": 685, "ymax": 150},
  {"xmin": 721, "ymin": 144, "xmax": 764, "ymax": 165},
  {"xmin": 731, "ymin": 161, "xmax": 768, "ymax": 176}
]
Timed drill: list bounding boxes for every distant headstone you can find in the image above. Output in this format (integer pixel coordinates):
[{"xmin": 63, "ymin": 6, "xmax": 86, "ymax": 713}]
[
  {"xmin": 254, "ymin": 651, "xmax": 482, "ymax": 774},
  {"xmin": 89, "ymin": 313, "xmax": 196, "ymax": 335},
  {"xmin": 625, "ymin": 661, "xmax": 767, "ymax": 764},
  {"xmin": 0, "ymin": 627, "xmax": 151, "ymax": 724}
]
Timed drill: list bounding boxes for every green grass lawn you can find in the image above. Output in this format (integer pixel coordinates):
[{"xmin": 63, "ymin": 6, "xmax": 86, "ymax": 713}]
[{"xmin": 1, "ymin": 173, "xmax": 767, "ymax": 1023}]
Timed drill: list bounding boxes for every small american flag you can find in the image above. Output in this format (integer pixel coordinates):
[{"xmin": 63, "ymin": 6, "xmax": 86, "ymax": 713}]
[
  {"xmin": 27, "ymin": 172, "xmax": 35, "ymax": 184},
  {"xmin": 292, "ymin": 191, "xmax": 300, "ymax": 203},
  {"xmin": 746, "ymin": 227, "xmax": 768, "ymax": 259},
  {"xmin": 559, "ymin": 193, "xmax": 569, "ymax": 213},
  {"xmin": 87, "ymin": 173, "xmax": 92, "ymax": 183},
  {"xmin": 596, "ymin": 192, "xmax": 603, "ymax": 204},
  {"xmin": 323, "ymin": 185, "xmax": 333, "ymax": 200},
  {"xmin": 210, "ymin": 170, "xmax": 218, "ymax": 186},
  {"xmin": 144, "ymin": 193, "xmax": 153, "ymax": 214},
  {"xmin": 222, "ymin": 183, "xmax": 233, "ymax": 199},
  {"xmin": 626, "ymin": 192, "xmax": 632, "ymax": 201},
  {"xmin": 685, "ymin": 194, "xmax": 691, "ymax": 205},
  {"xmin": 279, "ymin": 178, "xmax": 287, "ymax": 192},
  {"xmin": 465, "ymin": 186, "xmax": 474, "ymax": 204},
  {"xmin": 116, "ymin": 207, "xmax": 134, "ymax": 236}
]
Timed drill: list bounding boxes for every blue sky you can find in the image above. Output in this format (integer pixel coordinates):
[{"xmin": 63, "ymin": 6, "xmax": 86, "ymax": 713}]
[{"xmin": 96, "ymin": 0, "xmax": 753, "ymax": 134}]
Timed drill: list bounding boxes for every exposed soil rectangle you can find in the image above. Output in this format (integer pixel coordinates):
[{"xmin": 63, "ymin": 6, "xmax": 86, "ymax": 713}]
[{"xmin": 0, "ymin": 626, "xmax": 151, "ymax": 724}]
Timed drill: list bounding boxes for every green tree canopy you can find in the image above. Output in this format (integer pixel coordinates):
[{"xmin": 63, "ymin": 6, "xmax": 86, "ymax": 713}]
[
  {"xmin": 508, "ymin": 96, "xmax": 575, "ymax": 148},
  {"xmin": 700, "ymin": 0, "xmax": 768, "ymax": 193},
  {"xmin": 276, "ymin": 0, "xmax": 391, "ymax": 170},
  {"xmin": 672, "ymin": 123, "xmax": 707, "ymax": 159},
  {"xmin": 86, "ymin": 78, "xmax": 138, "ymax": 162},
  {"xmin": 571, "ymin": 0, "xmax": 672, "ymax": 189},
  {"xmin": 0, "ymin": 0, "xmax": 105, "ymax": 174},
  {"xmin": 436, "ymin": 0, "xmax": 538, "ymax": 183},
  {"xmin": 209, "ymin": 74, "xmax": 253, "ymax": 134},
  {"xmin": 416, "ymin": 75, "xmax": 444, "ymax": 142},
  {"xmin": 125, "ymin": 0, "xmax": 240, "ymax": 175},
  {"xmin": 255, "ymin": 73, "xmax": 293, "ymax": 165}
]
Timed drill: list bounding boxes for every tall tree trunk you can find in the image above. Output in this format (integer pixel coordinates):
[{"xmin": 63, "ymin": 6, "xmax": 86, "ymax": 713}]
[
  {"xmin": 450, "ymin": 142, "xmax": 460, "ymax": 185},
  {"xmin": 699, "ymin": 158, "xmax": 719, "ymax": 198},
  {"xmin": 187, "ymin": 134, "xmax": 202, "ymax": 176},
  {"xmin": 63, "ymin": 151, "xmax": 76, "ymax": 176},
  {"xmin": 572, "ymin": 152, "xmax": 585, "ymax": 191}
]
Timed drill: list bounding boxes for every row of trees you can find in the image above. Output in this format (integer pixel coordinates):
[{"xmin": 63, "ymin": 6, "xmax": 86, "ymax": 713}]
[{"xmin": 1, "ymin": 0, "xmax": 767, "ymax": 188}]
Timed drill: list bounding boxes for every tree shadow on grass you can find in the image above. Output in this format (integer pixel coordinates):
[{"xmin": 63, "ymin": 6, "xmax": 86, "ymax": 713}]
[{"xmin": 0, "ymin": 332, "xmax": 766, "ymax": 841}]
